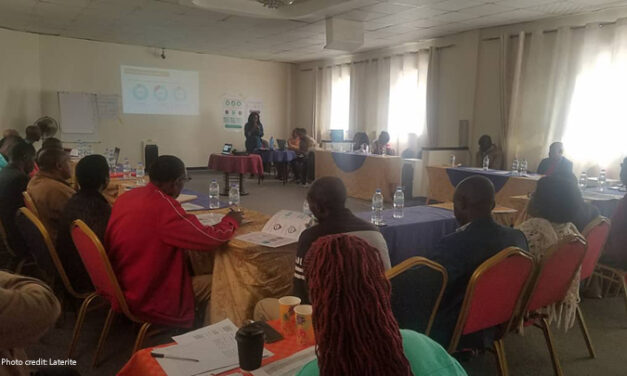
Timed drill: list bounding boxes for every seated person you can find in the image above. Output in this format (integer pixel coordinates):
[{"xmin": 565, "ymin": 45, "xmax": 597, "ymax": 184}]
[
  {"xmin": 517, "ymin": 175, "xmax": 582, "ymax": 329},
  {"xmin": 287, "ymin": 128, "xmax": 301, "ymax": 151},
  {"xmin": 401, "ymin": 132, "xmax": 422, "ymax": 159},
  {"xmin": 291, "ymin": 129, "xmax": 317, "ymax": 185},
  {"xmin": 2, "ymin": 129, "xmax": 19, "ymax": 138},
  {"xmin": 24, "ymin": 125, "xmax": 41, "ymax": 145},
  {"xmin": 537, "ymin": 142, "xmax": 573, "ymax": 176},
  {"xmin": 0, "ymin": 135, "xmax": 23, "ymax": 171},
  {"xmin": 476, "ymin": 135, "xmax": 503, "ymax": 170},
  {"xmin": 105, "ymin": 156, "xmax": 242, "ymax": 327},
  {"xmin": 294, "ymin": 177, "xmax": 390, "ymax": 304},
  {"xmin": 372, "ymin": 131, "xmax": 396, "ymax": 156},
  {"xmin": 352, "ymin": 132, "xmax": 370, "ymax": 152},
  {"xmin": 40, "ymin": 137, "xmax": 63, "ymax": 151},
  {"xmin": 600, "ymin": 157, "xmax": 627, "ymax": 269},
  {"xmin": 556, "ymin": 172, "xmax": 599, "ymax": 232},
  {"xmin": 297, "ymin": 234, "xmax": 466, "ymax": 376},
  {"xmin": 0, "ymin": 141, "xmax": 36, "ymax": 257},
  {"xmin": 429, "ymin": 176, "xmax": 528, "ymax": 348},
  {"xmin": 56, "ymin": 155, "xmax": 112, "ymax": 294},
  {"xmin": 26, "ymin": 148, "xmax": 75, "ymax": 242},
  {"xmin": 0, "ymin": 271, "xmax": 61, "ymax": 376}
]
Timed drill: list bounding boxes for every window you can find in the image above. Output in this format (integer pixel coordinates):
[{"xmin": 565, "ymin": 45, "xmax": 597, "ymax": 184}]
[
  {"xmin": 388, "ymin": 67, "xmax": 424, "ymax": 140},
  {"xmin": 329, "ymin": 66, "xmax": 350, "ymax": 132}
]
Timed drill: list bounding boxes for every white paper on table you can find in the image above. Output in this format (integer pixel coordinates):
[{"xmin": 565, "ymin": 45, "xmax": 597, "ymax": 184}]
[
  {"xmin": 177, "ymin": 194, "xmax": 198, "ymax": 203},
  {"xmin": 489, "ymin": 170, "xmax": 511, "ymax": 175},
  {"xmin": 182, "ymin": 203, "xmax": 205, "ymax": 211},
  {"xmin": 583, "ymin": 191, "xmax": 624, "ymax": 201},
  {"xmin": 236, "ymin": 210, "xmax": 310, "ymax": 248},
  {"xmin": 250, "ymin": 346, "xmax": 316, "ymax": 376},
  {"xmin": 193, "ymin": 213, "xmax": 226, "ymax": 226}
]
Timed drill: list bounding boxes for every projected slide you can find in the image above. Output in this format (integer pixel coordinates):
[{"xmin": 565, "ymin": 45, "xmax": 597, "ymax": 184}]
[{"xmin": 121, "ymin": 65, "xmax": 199, "ymax": 115}]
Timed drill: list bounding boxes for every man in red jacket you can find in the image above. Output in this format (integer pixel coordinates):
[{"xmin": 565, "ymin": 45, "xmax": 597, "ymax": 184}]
[{"xmin": 105, "ymin": 155, "xmax": 242, "ymax": 328}]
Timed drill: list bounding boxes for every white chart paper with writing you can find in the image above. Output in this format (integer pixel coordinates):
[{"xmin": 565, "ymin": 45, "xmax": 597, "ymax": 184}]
[
  {"xmin": 236, "ymin": 210, "xmax": 310, "ymax": 248},
  {"xmin": 251, "ymin": 347, "xmax": 316, "ymax": 376}
]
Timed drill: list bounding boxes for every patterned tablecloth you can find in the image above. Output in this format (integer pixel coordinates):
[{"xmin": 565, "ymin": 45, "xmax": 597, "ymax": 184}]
[
  {"xmin": 209, "ymin": 154, "xmax": 264, "ymax": 176},
  {"xmin": 314, "ymin": 150, "xmax": 402, "ymax": 202},
  {"xmin": 117, "ymin": 320, "xmax": 311, "ymax": 376}
]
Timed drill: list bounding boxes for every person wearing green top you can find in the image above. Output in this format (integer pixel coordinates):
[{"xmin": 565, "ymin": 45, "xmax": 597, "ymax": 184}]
[{"xmin": 296, "ymin": 233, "xmax": 467, "ymax": 376}]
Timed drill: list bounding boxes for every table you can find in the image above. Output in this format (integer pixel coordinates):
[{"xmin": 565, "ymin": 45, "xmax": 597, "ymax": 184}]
[
  {"xmin": 314, "ymin": 150, "xmax": 402, "ymax": 202},
  {"xmin": 186, "ymin": 208, "xmax": 297, "ymax": 326},
  {"xmin": 428, "ymin": 202, "xmax": 518, "ymax": 227},
  {"xmin": 255, "ymin": 149, "xmax": 297, "ymax": 184},
  {"xmin": 356, "ymin": 206, "xmax": 458, "ymax": 266},
  {"xmin": 426, "ymin": 166, "xmax": 540, "ymax": 208},
  {"xmin": 208, "ymin": 154, "xmax": 264, "ymax": 196},
  {"xmin": 118, "ymin": 320, "xmax": 311, "ymax": 376}
]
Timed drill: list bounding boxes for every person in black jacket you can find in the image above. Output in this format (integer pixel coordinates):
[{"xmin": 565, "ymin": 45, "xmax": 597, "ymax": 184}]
[
  {"xmin": 56, "ymin": 154, "xmax": 111, "ymax": 294},
  {"xmin": 0, "ymin": 141, "xmax": 36, "ymax": 259},
  {"xmin": 428, "ymin": 175, "xmax": 529, "ymax": 349},
  {"xmin": 244, "ymin": 112, "xmax": 264, "ymax": 153},
  {"xmin": 537, "ymin": 142, "xmax": 573, "ymax": 176}
]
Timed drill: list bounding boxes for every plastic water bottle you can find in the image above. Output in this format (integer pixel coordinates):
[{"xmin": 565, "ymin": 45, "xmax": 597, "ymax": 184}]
[
  {"xmin": 449, "ymin": 154, "xmax": 456, "ymax": 167},
  {"xmin": 393, "ymin": 187, "xmax": 404, "ymax": 219},
  {"xmin": 135, "ymin": 162, "xmax": 145, "ymax": 185},
  {"xmin": 579, "ymin": 172, "xmax": 587, "ymax": 190},
  {"xmin": 269, "ymin": 136, "xmax": 275, "ymax": 150},
  {"xmin": 229, "ymin": 183, "xmax": 240, "ymax": 210},
  {"xmin": 123, "ymin": 157, "xmax": 131, "ymax": 179},
  {"xmin": 482, "ymin": 155, "xmax": 490, "ymax": 170},
  {"xmin": 105, "ymin": 148, "xmax": 114, "ymax": 170},
  {"xmin": 512, "ymin": 159, "xmax": 519, "ymax": 176},
  {"xmin": 371, "ymin": 189, "xmax": 384, "ymax": 226},
  {"xmin": 209, "ymin": 179, "xmax": 220, "ymax": 209},
  {"xmin": 599, "ymin": 169, "xmax": 606, "ymax": 192},
  {"xmin": 519, "ymin": 159, "xmax": 528, "ymax": 176}
]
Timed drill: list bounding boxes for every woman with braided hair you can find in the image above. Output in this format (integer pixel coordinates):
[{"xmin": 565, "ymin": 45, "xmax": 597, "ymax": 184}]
[{"xmin": 297, "ymin": 234, "xmax": 466, "ymax": 376}]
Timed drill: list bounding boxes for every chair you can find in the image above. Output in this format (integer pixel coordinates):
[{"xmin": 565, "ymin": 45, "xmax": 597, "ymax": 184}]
[
  {"xmin": 15, "ymin": 207, "xmax": 97, "ymax": 358},
  {"xmin": 581, "ymin": 216, "xmax": 611, "ymax": 284},
  {"xmin": 519, "ymin": 235, "xmax": 587, "ymax": 376},
  {"xmin": 71, "ymin": 219, "xmax": 159, "ymax": 367},
  {"xmin": 448, "ymin": 247, "xmax": 535, "ymax": 376},
  {"xmin": 386, "ymin": 257, "xmax": 447, "ymax": 336},
  {"xmin": 22, "ymin": 191, "xmax": 40, "ymax": 218}
]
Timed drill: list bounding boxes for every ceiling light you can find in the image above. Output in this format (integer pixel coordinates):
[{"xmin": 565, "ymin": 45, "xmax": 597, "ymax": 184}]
[{"xmin": 257, "ymin": 0, "xmax": 296, "ymax": 9}]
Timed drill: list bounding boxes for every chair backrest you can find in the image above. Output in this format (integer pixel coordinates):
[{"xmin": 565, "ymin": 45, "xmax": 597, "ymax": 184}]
[
  {"xmin": 71, "ymin": 219, "xmax": 137, "ymax": 321},
  {"xmin": 448, "ymin": 247, "xmax": 535, "ymax": 352},
  {"xmin": 15, "ymin": 207, "xmax": 87, "ymax": 298},
  {"xmin": 22, "ymin": 191, "xmax": 40, "ymax": 218},
  {"xmin": 580, "ymin": 216, "xmax": 611, "ymax": 281},
  {"xmin": 524, "ymin": 235, "xmax": 587, "ymax": 314},
  {"xmin": 0, "ymin": 219, "xmax": 15, "ymax": 257},
  {"xmin": 386, "ymin": 257, "xmax": 447, "ymax": 336}
]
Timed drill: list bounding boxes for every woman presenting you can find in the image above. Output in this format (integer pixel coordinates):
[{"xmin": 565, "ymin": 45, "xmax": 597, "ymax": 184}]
[{"xmin": 244, "ymin": 112, "xmax": 264, "ymax": 153}]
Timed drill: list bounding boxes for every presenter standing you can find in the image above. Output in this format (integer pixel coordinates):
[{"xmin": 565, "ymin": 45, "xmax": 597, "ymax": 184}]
[{"xmin": 244, "ymin": 112, "xmax": 264, "ymax": 153}]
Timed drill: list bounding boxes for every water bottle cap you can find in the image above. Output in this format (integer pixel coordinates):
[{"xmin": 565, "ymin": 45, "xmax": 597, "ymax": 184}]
[{"xmin": 375, "ymin": 189, "xmax": 381, "ymax": 193}]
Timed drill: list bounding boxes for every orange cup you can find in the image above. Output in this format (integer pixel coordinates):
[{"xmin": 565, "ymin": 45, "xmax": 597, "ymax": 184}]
[
  {"xmin": 279, "ymin": 296, "xmax": 301, "ymax": 336},
  {"xmin": 295, "ymin": 304, "xmax": 314, "ymax": 346}
]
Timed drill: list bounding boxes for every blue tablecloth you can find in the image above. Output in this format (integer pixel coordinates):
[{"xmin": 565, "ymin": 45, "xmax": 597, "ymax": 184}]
[
  {"xmin": 357, "ymin": 206, "xmax": 458, "ymax": 266},
  {"xmin": 332, "ymin": 152, "xmax": 368, "ymax": 172},
  {"xmin": 181, "ymin": 188, "xmax": 229, "ymax": 210},
  {"xmin": 256, "ymin": 150, "xmax": 297, "ymax": 164},
  {"xmin": 583, "ymin": 188, "xmax": 625, "ymax": 218},
  {"xmin": 445, "ymin": 167, "xmax": 541, "ymax": 193}
]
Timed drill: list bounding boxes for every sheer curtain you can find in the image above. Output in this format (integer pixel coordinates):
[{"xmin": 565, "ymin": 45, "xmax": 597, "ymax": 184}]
[{"xmin": 313, "ymin": 66, "xmax": 332, "ymax": 142}]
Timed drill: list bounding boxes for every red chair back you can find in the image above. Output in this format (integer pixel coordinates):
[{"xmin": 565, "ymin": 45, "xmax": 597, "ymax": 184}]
[
  {"xmin": 448, "ymin": 247, "xmax": 535, "ymax": 352},
  {"xmin": 525, "ymin": 236, "xmax": 587, "ymax": 313},
  {"xmin": 70, "ymin": 219, "xmax": 133, "ymax": 318},
  {"xmin": 581, "ymin": 217, "xmax": 611, "ymax": 281}
]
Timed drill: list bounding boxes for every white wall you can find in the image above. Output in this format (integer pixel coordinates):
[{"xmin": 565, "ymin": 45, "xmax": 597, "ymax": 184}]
[{"xmin": 0, "ymin": 29, "xmax": 293, "ymax": 167}]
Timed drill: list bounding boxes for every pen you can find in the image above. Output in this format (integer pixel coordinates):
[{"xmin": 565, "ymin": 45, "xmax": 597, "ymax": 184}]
[{"xmin": 151, "ymin": 353, "xmax": 199, "ymax": 362}]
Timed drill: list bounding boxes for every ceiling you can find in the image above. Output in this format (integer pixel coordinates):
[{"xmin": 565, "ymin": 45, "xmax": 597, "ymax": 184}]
[{"xmin": 1, "ymin": 0, "xmax": 627, "ymax": 63}]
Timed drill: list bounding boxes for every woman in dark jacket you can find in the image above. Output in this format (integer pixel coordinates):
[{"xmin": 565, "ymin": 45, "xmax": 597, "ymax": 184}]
[{"xmin": 244, "ymin": 112, "xmax": 264, "ymax": 153}]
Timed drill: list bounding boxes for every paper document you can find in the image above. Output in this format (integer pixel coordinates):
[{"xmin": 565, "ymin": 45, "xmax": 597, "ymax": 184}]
[
  {"xmin": 251, "ymin": 346, "xmax": 316, "ymax": 376},
  {"xmin": 177, "ymin": 194, "xmax": 198, "ymax": 203},
  {"xmin": 182, "ymin": 203, "xmax": 205, "ymax": 211},
  {"xmin": 193, "ymin": 213, "xmax": 225, "ymax": 226},
  {"xmin": 236, "ymin": 210, "xmax": 311, "ymax": 248}
]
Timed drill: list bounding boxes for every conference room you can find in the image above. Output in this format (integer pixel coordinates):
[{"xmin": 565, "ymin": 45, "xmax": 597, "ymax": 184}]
[{"xmin": 0, "ymin": 0, "xmax": 626, "ymax": 375}]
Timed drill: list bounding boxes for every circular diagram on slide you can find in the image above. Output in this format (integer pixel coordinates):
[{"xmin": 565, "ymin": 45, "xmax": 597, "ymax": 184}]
[
  {"xmin": 153, "ymin": 85, "xmax": 168, "ymax": 101},
  {"xmin": 173, "ymin": 86, "xmax": 186, "ymax": 101},
  {"xmin": 132, "ymin": 84, "xmax": 149, "ymax": 100}
]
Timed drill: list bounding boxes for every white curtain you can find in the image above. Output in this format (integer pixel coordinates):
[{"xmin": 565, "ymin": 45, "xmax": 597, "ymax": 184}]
[
  {"xmin": 313, "ymin": 66, "xmax": 332, "ymax": 142},
  {"xmin": 426, "ymin": 46, "xmax": 439, "ymax": 147}
]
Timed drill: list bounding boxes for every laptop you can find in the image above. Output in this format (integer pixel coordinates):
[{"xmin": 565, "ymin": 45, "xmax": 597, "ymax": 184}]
[{"xmin": 222, "ymin": 144, "xmax": 233, "ymax": 155}]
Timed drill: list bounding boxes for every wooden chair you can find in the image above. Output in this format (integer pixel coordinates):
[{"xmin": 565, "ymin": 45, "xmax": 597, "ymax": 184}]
[
  {"xmin": 386, "ymin": 257, "xmax": 447, "ymax": 336},
  {"xmin": 448, "ymin": 247, "xmax": 535, "ymax": 376},
  {"xmin": 71, "ymin": 219, "xmax": 162, "ymax": 367},
  {"xmin": 518, "ymin": 235, "xmax": 588, "ymax": 376},
  {"xmin": 22, "ymin": 191, "xmax": 40, "ymax": 218},
  {"xmin": 15, "ymin": 207, "xmax": 97, "ymax": 358}
]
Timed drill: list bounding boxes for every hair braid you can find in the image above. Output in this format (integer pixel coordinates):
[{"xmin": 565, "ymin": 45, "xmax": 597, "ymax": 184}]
[{"xmin": 304, "ymin": 234, "xmax": 413, "ymax": 376}]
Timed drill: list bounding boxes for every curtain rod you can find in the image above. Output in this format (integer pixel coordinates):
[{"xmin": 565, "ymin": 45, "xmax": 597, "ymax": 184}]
[{"xmin": 481, "ymin": 20, "xmax": 618, "ymax": 41}]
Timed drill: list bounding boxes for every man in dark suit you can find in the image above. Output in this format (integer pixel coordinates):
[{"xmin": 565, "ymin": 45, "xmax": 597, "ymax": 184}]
[
  {"xmin": 537, "ymin": 142, "xmax": 573, "ymax": 176},
  {"xmin": 429, "ymin": 175, "xmax": 529, "ymax": 349}
]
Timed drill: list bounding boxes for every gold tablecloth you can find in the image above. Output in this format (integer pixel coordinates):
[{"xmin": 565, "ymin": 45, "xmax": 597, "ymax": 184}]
[
  {"xmin": 187, "ymin": 208, "xmax": 296, "ymax": 326},
  {"xmin": 426, "ymin": 166, "xmax": 539, "ymax": 209},
  {"xmin": 314, "ymin": 150, "xmax": 402, "ymax": 202}
]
